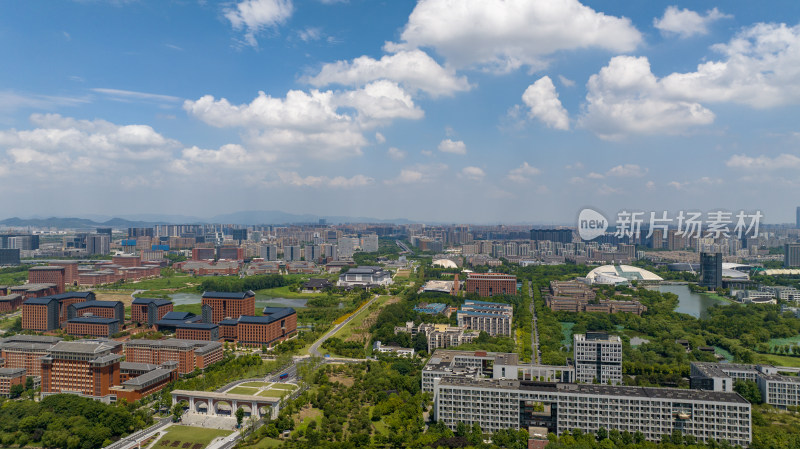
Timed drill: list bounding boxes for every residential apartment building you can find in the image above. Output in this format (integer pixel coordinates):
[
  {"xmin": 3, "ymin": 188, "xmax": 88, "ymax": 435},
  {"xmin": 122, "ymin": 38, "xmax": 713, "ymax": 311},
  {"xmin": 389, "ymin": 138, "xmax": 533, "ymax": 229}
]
[
  {"xmin": 64, "ymin": 317, "xmax": 120, "ymax": 337},
  {"xmin": 28, "ymin": 266, "xmax": 65, "ymax": 294},
  {"xmin": 433, "ymin": 377, "xmax": 751, "ymax": 447},
  {"xmin": 201, "ymin": 291, "xmax": 255, "ymax": 324},
  {"xmin": 0, "ymin": 335, "xmax": 62, "ymax": 377},
  {"xmin": 67, "ymin": 300, "xmax": 124, "ymax": 321},
  {"xmin": 123, "ymin": 339, "xmax": 223, "ymax": 375},
  {"xmin": 218, "ymin": 307, "xmax": 297, "ymax": 347},
  {"xmin": 464, "ymin": 273, "xmax": 516, "ymax": 297},
  {"xmin": 131, "ymin": 297, "xmax": 173, "ymax": 326},
  {"xmin": 260, "ymin": 244, "xmax": 278, "ymax": 261},
  {"xmin": 0, "ymin": 368, "xmax": 25, "ymax": 396},
  {"xmin": 574, "ymin": 333, "xmax": 623, "ymax": 385},
  {"xmin": 40, "ymin": 341, "xmax": 122, "ymax": 401},
  {"xmin": 394, "ymin": 322, "xmax": 478, "ymax": 353},
  {"xmin": 456, "ymin": 300, "xmax": 513, "ymax": 336}
]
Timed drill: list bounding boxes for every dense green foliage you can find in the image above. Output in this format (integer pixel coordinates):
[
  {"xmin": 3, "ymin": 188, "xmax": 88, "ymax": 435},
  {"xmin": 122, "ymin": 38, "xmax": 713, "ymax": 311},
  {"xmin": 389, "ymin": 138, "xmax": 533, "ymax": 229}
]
[
  {"xmin": 0, "ymin": 394, "xmax": 150, "ymax": 449},
  {"xmin": 197, "ymin": 274, "xmax": 289, "ymax": 292}
]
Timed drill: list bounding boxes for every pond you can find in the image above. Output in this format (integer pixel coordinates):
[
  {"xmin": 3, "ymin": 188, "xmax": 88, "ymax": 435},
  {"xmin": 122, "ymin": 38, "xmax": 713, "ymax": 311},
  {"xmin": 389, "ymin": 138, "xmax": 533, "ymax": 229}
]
[
  {"xmin": 168, "ymin": 293, "xmax": 308, "ymax": 308},
  {"xmin": 658, "ymin": 284, "xmax": 729, "ymax": 319}
]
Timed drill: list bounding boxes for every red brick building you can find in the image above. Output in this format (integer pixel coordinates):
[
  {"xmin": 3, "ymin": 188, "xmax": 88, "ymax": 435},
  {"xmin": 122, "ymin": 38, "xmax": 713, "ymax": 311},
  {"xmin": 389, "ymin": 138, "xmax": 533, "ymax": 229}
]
[
  {"xmin": 0, "ymin": 335, "xmax": 62, "ymax": 377},
  {"xmin": 111, "ymin": 364, "xmax": 178, "ymax": 403},
  {"xmin": 464, "ymin": 273, "xmax": 517, "ymax": 297},
  {"xmin": 201, "ymin": 291, "xmax": 255, "ymax": 324},
  {"xmin": 217, "ymin": 246, "xmax": 244, "ymax": 261},
  {"xmin": 131, "ymin": 297, "xmax": 173, "ymax": 326},
  {"xmin": 192, "ymin": 247, "xmax": 216, "ymax": 261},
  {"xmin": 67, "ymin": 300, "xmax": 124, "ymax": 321},
  {"xmin": 123, "ymin": 339, "xmax": 223, "ymax": 375},
  {"xmin": 64, "ymin": 317, "xmax": 120, "ymax": 337},
  {"xmin": 0, "ymin": 294, "xmax": 23, "ymax": 313},
  {"xmin": 40, "ymin": 341, "xmax": 122, "ymax": 400},
  {"xmin": 28, "ymin": 266, "xmax": 65, "ymax": 295},
  {"xmin": 175, "ymin": 323, "xmax": 219, "ymax": 341},
  {"xmin": 10, "ymin": 283, "xmax": 58, "ymax": 300},
  {"xmin": 112, "ymin": 255, "xmax": 141, "ymax": 267},
  {"xmin": 0, "ymin": 368, "xmax": 25, "ymax": 396},
  {"xmin": 50, "ymin": 261, "xmax": 78, "ymax": 286},
  {"xmin": 219, "ymin": 307, "xmax": 297, "ymax": 347},
  {"xmin": 21, "ymin": 296, "xmax": 60, "ymax": 331}
]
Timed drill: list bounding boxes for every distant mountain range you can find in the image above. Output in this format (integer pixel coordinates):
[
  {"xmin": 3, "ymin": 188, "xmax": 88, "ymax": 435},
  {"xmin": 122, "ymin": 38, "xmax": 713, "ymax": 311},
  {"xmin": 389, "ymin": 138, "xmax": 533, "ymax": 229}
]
[{"xmin": 0, "ymin": 210, "xmax": 414, "ymax": 229}]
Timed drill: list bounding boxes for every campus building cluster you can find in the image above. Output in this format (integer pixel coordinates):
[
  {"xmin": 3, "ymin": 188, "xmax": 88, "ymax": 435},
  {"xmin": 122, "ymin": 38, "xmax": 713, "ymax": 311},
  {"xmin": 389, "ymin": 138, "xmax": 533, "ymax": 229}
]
[
  {"xmin": 691, "ymin": 362, "xmax": 800, "ymax": 409},
  {"xmin": 456, "ymin": 299, "xmax": 513, "ymax": 337},
  {"xmin": 544, "ymin": 280, "xmax": 647, "ymax": 315}
]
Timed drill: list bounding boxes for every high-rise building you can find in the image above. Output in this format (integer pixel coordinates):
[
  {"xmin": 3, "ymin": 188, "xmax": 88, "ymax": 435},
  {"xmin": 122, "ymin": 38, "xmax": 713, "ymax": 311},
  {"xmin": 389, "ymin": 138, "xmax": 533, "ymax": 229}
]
[
  {"xmin": 530, "ymin": 229, "xmax": 573, "ymax": 244},
  {"xmin": 0, "ymin": 249, "xmax": 20, "ymax": 266},
  {"xmin": 667, "ymin": 229, "xmax": 685, "ymax": 250},
  {"xmin": 360, "ymin": 234, "xmax": 379, "ymax": 252},
  {"xmin": 304, "ymin": 245, "xmax": 321, "ymax": 263},
  {"xmin": 260, "ymin": 244, "xmax": 278, "ymax": 261},
  {"xmin": 786, "ymin": 243, "xmax": 800, "ymax": 268},
  {"xmin": 700, "ymin": 252, "xmax": 723, "ymax": 289},
  {"xmin": 231, "ymin": 229, "xmax": 248, "ymax": 242},
  {"xmin": 796, "ymin": 207, "xmax": 800, "ymax": 229},
  {"xmin": 649, "ymin": 229, "xmax": 663, "ymax": 249},
  {"xmin": 86, "ymin": 234, "xmax": 110, "ymax": 255},
  {"xmin": 574, "ymin": 332, "xmax": 622, "ymax": 385},
  {"xmin": 284, "ymin": 245, "xmax": 302, "ymax": 261},
  {"xmin": 337, "ymin": 237, "xmax": 357, "ymax": 259},
  {"xmin": 40, "ymin": 341, "xmax": 122, "ymax": 400}
]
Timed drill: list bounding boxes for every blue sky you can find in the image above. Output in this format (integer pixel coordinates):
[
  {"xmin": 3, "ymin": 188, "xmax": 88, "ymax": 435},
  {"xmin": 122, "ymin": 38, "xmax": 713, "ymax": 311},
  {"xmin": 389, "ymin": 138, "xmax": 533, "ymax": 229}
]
[{"xmin": 2, "ymin": 0, "xmax": 800, "ymax": 224}]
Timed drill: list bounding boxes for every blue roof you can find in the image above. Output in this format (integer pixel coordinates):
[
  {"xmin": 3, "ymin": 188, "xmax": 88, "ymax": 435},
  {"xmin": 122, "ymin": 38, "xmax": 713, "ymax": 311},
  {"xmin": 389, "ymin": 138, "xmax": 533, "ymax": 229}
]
[
  {"xmin": 242, "ymin": 308, "xmax": 295, "ymax": 325},
  {"xmin": 132, "ymin": 297, "xmax": 172, "ymax": 306},
  {"xmin": 176, "ymin": 323, "xmax": 218, "ymax": 330},
  {"xmin": 219, "ymin": 319, "xmax": 239, "ymax": 326},
  {"xmin": 458, "ymin": 310, "xmax": 509, "ymax": 317},
  {"xmin": 462, "ymin": 304, "xmax": 509, "ymax": 311},
  {"xmin": 47, "ymin": 292, "xmax": 95, "ymax": 301},
  {"xmin": 202, "ymin": 291, "xmax": 254, "ymax": 299},
  {"xmin": 24, "ymin": 296, "xmax": 58, "ymax": 305},
  {"xmin": 67, "ymin": 317, "xmax": 119, "ymax": 324},
  {"xmin": 72, "ymin": 301, "xmax": 120, "ymax": 309},
  {"xmin": 161, "ymin": 311, "xmax": 195, "ymax": 321}
]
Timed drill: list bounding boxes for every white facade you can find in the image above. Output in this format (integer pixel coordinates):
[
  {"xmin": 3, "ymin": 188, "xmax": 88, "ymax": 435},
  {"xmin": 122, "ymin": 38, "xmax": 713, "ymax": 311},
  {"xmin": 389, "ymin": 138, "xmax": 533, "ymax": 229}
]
[
  {"xmin": 336, "ymin": 266, "xmax": 393, "ymax": 287},
  {"xmin": 574, "ymin": 333, "xmax": 622, "ymax": 385}
]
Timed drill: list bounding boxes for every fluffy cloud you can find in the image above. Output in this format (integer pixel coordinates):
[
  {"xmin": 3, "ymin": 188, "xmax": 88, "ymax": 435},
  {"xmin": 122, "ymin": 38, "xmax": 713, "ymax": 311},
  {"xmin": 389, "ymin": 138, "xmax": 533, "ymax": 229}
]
[
  {"xmin": 726, "ymin": 153, "xmax": 800, "ymax": 170},
  {"xmin": 387, "ymin": 0, "xmax": 641, "ymax": 72},
  {"xmin": 184, "ymin": 83, "xmax": 422, "ymax": 160},
  {"xmin": 387, "ymin": 147, "xmax": 406, "ymax": 160},
  {"xmin": 660, "ymin": 23, "xmax": 800, "ymax": 108},
  {"xmin": 0, "ymin": 113, "xmax": 180, "ymax": 181},
  {"xmin": 460, "ymin": 166, "xmax": 485, "ymax": 181},
  {"xmin": 273, "ymin": 171, "xmax": 373, "ymax": 188},
  {"xmin": 307, "ymin": 50, "xmax": 471, "ymax": 97},
  {"xmin": 438, "ymin": 139, "xmax": 466, "ymax": 155},
  {"xmin": 606, "ymin": 164, "xmax": 648, "ymax": 177},
  {"xmin": 654, "ymin": 6, "xmax": 730, "ymax": 38},
  {"xmin": 385, "ymin": 163, "xmax": 448, "ymax": 185},
  {"xmin": 580, "ymin": 56, "xmax": 715, "ymax": 139},
  {"xmin": 507, "ymin": 162, "xmax": 540, "ymax": 183},
  {"xmin": 522, "ymin": 76, "xmax": 569, "ymax": 130},
  {"xmin": 225, "ymin": 0, "xmax": 293, "ymax": 47}
]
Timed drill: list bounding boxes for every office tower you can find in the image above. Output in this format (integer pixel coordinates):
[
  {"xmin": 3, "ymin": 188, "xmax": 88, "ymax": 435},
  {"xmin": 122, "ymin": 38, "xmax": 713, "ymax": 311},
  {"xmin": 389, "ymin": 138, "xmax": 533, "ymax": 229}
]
[
  {"xmin": 260, "ymin": 244, "xmax": 278, "ymax": 261},
  {"xmin": 700, "ymin": 252, "xmax": 723, "ymax": 289},
  {"xmin": 86, "ymin": 234, "xmax": 110, "ymax": 255}
]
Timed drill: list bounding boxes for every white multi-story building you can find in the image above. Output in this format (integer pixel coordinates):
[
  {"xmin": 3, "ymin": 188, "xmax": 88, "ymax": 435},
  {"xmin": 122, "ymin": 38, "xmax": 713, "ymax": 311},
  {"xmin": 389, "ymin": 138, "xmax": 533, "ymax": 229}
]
[
  {"xmin": 284, "ymin": 245, "xmax": 302, "ymax": 262},
  {"xmin": 691, "ymin": 362, "xmax": 800, "ymax": 409},
  {"xmin": 338, "ymin": 237, "xmax": 357, "ymax": 259},
  {"xmin": 573, "ymin": 333, "xmax": 622, "ymax": 385},
  {"xmin": 456, "ymin": 300, "xmax": 513, "ymax": 337},
  {"xmin": 336, "ymin": 266, "xmax": 392, "ymax": 287},
  {"xmin": 304, "ymin": 245, "xmax": 321, "ymax": 263},
  {"xmin": 360, "ymin": 234, "xmax": 379, "ymax": 253},
  {"xmin": 433, "ymin": 377, "xmax": 751, "ymax": 447}
]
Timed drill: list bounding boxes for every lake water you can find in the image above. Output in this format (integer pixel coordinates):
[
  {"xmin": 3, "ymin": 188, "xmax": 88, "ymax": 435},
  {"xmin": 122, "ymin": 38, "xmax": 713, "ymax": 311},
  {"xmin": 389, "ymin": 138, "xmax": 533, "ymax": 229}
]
[
  {"xmin": 658, "ymin": 284, "xmax": 728, "ymax": 319},
  {"xmin": 168, "ymin": 293, "xmax": 308, "ymax": 308}
]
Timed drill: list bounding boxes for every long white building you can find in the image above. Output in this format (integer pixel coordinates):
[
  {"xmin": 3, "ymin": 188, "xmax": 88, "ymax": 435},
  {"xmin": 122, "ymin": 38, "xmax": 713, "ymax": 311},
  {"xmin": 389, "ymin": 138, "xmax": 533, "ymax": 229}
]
[{"xmin": 433, "ymin": 377, "xmax": 751, "ymax": 447}]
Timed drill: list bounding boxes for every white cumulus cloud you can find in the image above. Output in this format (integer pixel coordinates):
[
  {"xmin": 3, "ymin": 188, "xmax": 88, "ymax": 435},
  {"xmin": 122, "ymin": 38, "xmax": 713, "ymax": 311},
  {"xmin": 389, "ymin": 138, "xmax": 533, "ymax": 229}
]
[
  {"xmin": 654, "ymin": 6, "xmax": 730, "ymax": 38},
  {"xmin": 579, "ymin": 56, "xmax": 715, "ymax": 139},
  {"xmin": 522, "ymin": 76, "xmax": 570, "ymax": 130},
  {"xmin": 225, "ymin": 0, "xmax": 293, "ymax": 47},
  {"xmin": 307, "ymin": 50, "xmax": 471, "ymax": 97},
  {"xmin": 606, "ymin": 164, "xmax": 648, "ymax": 177},
  {"xmin": 386, "ymin": 0, "xmax": 641, "ymax": 72},
  {"xmin": 438, "ymin": 139, "xmax": 466, "ymax": 155},
  {"xmin": 726, "ymin": 153, "xmax": 800, "ymax": 170},
  {"xmin": 460, "ymin": 166, "xmax": 485, "ymax": 181},
  {"xmin": 507, "ymin": 162, "xmax": 540, "ymax": 183},
  {"xmin": 387, "ymin": 147, "xmax": 406, "ymax": 160}
]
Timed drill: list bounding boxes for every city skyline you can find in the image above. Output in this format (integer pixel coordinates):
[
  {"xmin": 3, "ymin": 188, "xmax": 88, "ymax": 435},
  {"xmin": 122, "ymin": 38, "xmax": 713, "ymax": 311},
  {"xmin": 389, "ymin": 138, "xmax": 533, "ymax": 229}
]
[{"xmin": 2, "ymin": 1, "xmax": 800, "ymax": 223}]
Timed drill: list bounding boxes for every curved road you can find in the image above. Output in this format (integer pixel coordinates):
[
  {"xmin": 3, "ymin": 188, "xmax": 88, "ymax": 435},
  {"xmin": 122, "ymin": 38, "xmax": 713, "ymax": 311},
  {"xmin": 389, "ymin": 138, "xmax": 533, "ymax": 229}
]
[{"xmin": 309, "ymin": 295, "xmax": 380, "ymax": 357}]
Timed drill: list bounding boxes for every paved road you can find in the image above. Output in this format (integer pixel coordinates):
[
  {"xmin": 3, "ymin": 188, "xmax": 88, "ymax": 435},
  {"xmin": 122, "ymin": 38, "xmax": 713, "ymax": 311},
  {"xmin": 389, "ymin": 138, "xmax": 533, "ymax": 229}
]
[
  {"xmin": 528, "ymin": 281, "xmax": 542, "ymax": 364},
  {"xmin": 395, "ymin": 240, "xmax": 412, "ymax": 253},
  {"xmin": 131, "ymin": 289, "xmax": 145, "ymax": 300},
  {"xmin": 309, "ymin": 294, "xmax": 380, "ymax": 357},
  {"xmin": 103, "ymin": 417, "xmax": 172, "ymax": 449}
]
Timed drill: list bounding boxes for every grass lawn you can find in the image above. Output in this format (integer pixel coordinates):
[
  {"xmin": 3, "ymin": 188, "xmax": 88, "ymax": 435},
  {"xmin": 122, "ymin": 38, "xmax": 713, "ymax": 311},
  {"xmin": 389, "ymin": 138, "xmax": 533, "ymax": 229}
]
[
  {"xmin": 756, "ymin": 353, "xmax": 800, "ymax": 367},
  {"xmin": 768, "ymin": 335, "xmax": 800, "ymax": 349},
  {"xmin": 240, "ymin": 382, "xmax": 270, "ymax": 388},
  {"xmin": 560, "ymin": 322, "xmax": 574, "ymax": 347},
  {"xmin": 270, "ymin": 383, "xmax": 296, "ymax": 390},
  {"xmin": 227, "ymin": 386, "xmax": 259, "ymax": 395},
  {"xmin": 100, "ymin": 275, "xmax": 198, "ymax": 291},
  {"xmin": 256, "ymin": 389, "xmax": 287, "ymax": 398},
  {"xmin": 246, "ymin": 438, "xmax": 283, "ymax": 448},
  {"xmin": 154, "ymin": 425, "xmax": 232, "ymax": 449},
  {"xmin": 174, "ymin": 303, "xmax": 202, "ymax": 316}
]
